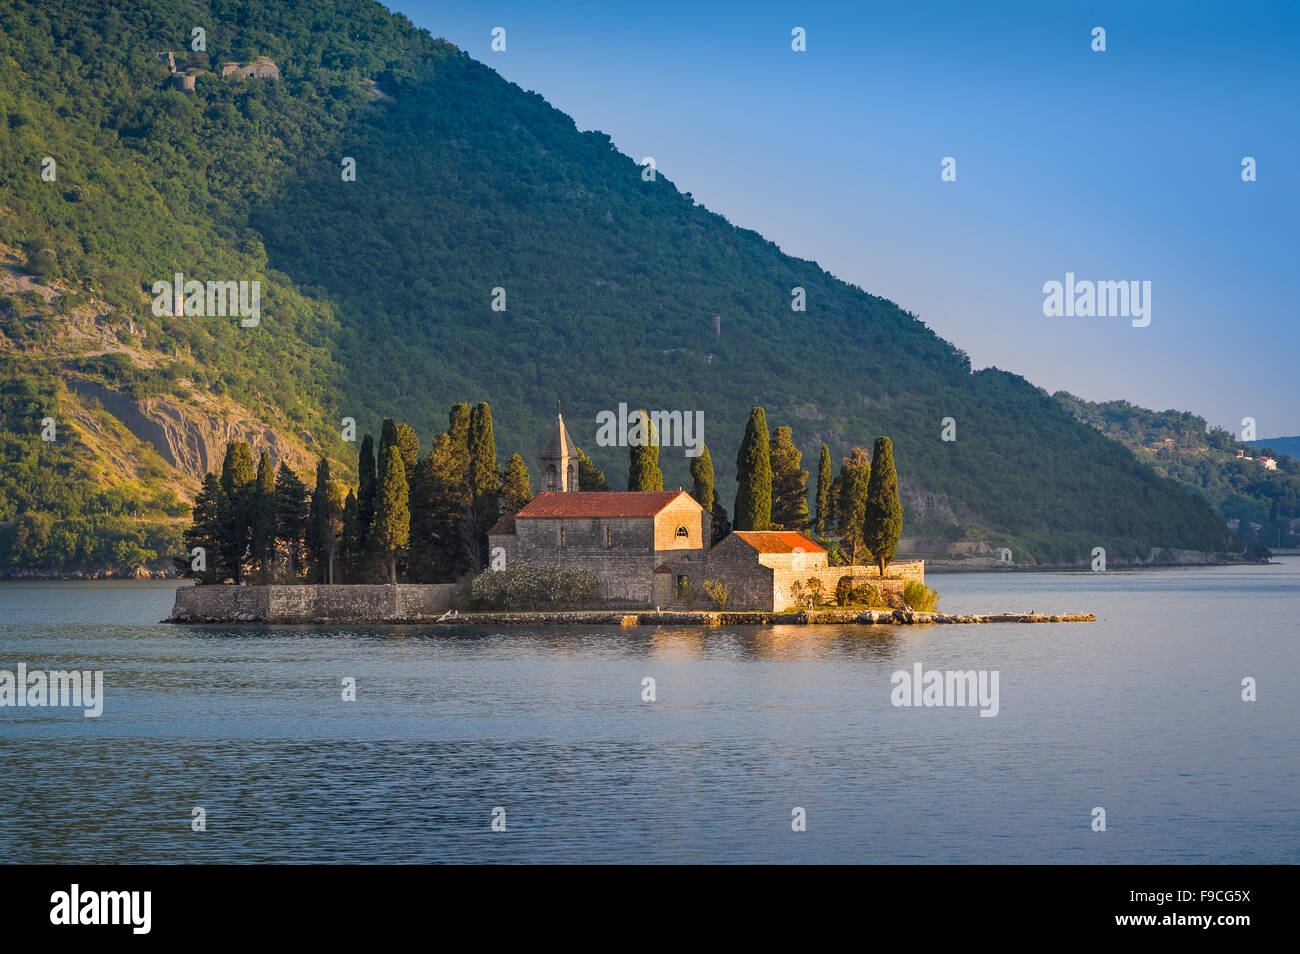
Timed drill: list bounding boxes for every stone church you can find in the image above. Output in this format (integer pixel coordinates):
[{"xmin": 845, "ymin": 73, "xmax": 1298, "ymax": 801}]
[{"xmin": 487, "ymin": 413, "xmax": 923, "ymax": 611}]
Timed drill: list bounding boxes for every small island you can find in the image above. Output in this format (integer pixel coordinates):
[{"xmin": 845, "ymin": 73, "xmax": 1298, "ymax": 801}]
[{"xmin": 167, "ymin": 404, "xmax": 1090, "ymax": 625}]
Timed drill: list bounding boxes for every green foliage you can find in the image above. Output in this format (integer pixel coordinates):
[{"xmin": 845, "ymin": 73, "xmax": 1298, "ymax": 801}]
[
  {"xmin": 500, "ymin": 452, "xmax": 532, "ymax": 514},
  {"xmin": 903, "ymin": 580, "xmax": 939, "ymax": 612},
  {"xmin": 702, "ymin": 578, "xmax": 729, "ymax": 609},
  {"xmin": 576, "ymin": 446, "xmax": 610, "ymax": 491},
  {"xmin": 467, "ymin": 563, "xmax": 600, "ymax": 610},
  {"xmin": 0, "ymin": 0, "xmax": 1233, "ymax": 570},
  {"xmin": 836, "ymin": 447, "xmax": 871, "ymax": 563},
  {"xmin": 217, "ymin": 441, "xmax": 256, "ymax": 582},
  {"xmin": 770, "ymin": 425, "xmax": 809, "ymax": 530},
  {"xmin": 627, "ymin": 409, "xmax": 663, "ymax": 491},
  {"xmin": 373, "ymin": 444, "xmax": 409, "ymax": 583},
  {"xmin": 863, "ymin": 437, "xmax": 903, "ymax": 576},
  {"xmin": 733, "ymin": 407, "xmax": 771, "ymax": 531},
  {"xmin": 815, "ymin": 443, "xmax": 832, "ymax": 537},
  {"xmin": 274, "ymin": 461, "xmax": 310, "ymax": 579},
  {"xmin": 689, "ymin": 443, "xmax": 714, "ymax": 512}
]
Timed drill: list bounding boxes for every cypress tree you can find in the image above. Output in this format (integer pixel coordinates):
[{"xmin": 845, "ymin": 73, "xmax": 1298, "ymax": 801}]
[
  {"xmin": 769, "ymin": 426, "xmax": 809, "ymax": 530},
  {"xmin": 689, "ymin": 444, "xmax": 714, "ymax": 511},
  {"xmin": 339, "ymin": 490, "xmax": 360, "ymax": 582},
  {"xmin": 863, "ymin": 436, "xmax": 903, "ymax": 577},
  {"xmin": 837, "ymin": 447, "xmax": 871, "ymax": 563},
  {"xmin": 733, "ymin": 407, "xmax": 772, "ymax": 531},
  {"xmin": 447, "ymin": 402, "xmax": 471, "ymax": 497},
  {"xmin": 250, "ymin": 451, "xmax": 277, "ymax": 580},
  {"xmin": 627, "ymin": 409, "xmax": 663, "ymax": 491},
  {"xmin": 307, "ymin": 458, "xmax": 341, "ymax": 584},
  {"xmin": 274, "ymin": 462, "xmax": 311, "ymax": 580},
  {"xmin": 357, "ymin": 431, "xmax": 377, "ymax": 542},
  {"xmin": 374, "ymin": 445, "xmax": 410, "ymax": 584},
  {"xmin": 217, "ymin": 441, "xmax": 256, "ymax": 583},
  {"xmin": 465, "ymin": 403, "xmax": 499, "ymax": 569},
  {"xmin": 710, "ymin": 489, "xmax": 731, "ymax": 545},
  {"xmin": 576, "ymin": 447, "xmax": 610, "ymax": 490},
  {"xmin": 178, "ymin": 472, "xmax": 222, "ymax": 583},
  {"xmin": 500, "ymin": 453, "xmax": 533, "ymax": 514},
  {"xmin": 815, "ymin": 442, "xmax": 833, "ymax": 536}
]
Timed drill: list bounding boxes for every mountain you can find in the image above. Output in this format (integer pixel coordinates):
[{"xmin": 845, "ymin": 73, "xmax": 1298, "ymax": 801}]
[
  {"xmin": 1055, "ymin": 393, "xmax": 1299, "ymax": 549},
  {"xmin": 0, "ymin": 0, "xmax": 1230, "ymax": 572}
]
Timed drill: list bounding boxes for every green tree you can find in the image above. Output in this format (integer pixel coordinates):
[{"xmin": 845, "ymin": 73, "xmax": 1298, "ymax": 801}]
[
  {"xmin": 837, "ymin": 447, "xmax": 871, "ymax": 564},
  {"xmin": 339, "ymin": 490, "xmax": 360, "ymax": 582},
  {"xmin": 576, "ymin": 447, "xmax": 610, "ymax": 490},
  {"xmin": 306, "ymin": 457, "xmax": 336, "ymax": 583},
  {"xmin": 815, "ymin": 442, "xmax": 833, "ymax": 536},
  {"xmin": 769, "ymin": 426, "xmax": 809, "ymax": 530},
  {"xmin": 500, "ymin": 452, "xmax": 533, "ymax": 514},
  {"xmin": 710, "ymin": 489, "xmax": 732, "ymax": 545},
  {"xmin": 217, "ymin": 441, "xmax": 256, "ymax": 583},
  {"xmin": 275, "ymin": 462, "xmax": 311, "ymax": 580},
  {"xmin": 627, "ymin": 409, "xmax": 663, "ymax": 491},
  {"xmin": 249, "ymin": 451, "xmax": 277, "ymax": 580},
  {"xmin": 733, "ymin": 407, "xmax": 772, "ymax": 531},
  {"xmin": 379, "ymin": 417, "xmax": 420, "ymax": 474},
  {"xmin": 863, "ymin": 436, "xmax": 903, "ymax": 576},
  {"xmin": 689, "ymin": 443, "xmax": 714, "ymax": 511},
  {"xmin": 178, "ymin": 472, "xmax": 222, "ymax": 583},
  {"xmin": 357, "ymin": 431, "xmax": 378, "ymax": 544},
  {"xmin": 465, "ymin": 402, "xmax": 499, "ymax": 569},
  {"xmin": 374, "ymin": 445, "xmax": 410, "ymax": 584}
]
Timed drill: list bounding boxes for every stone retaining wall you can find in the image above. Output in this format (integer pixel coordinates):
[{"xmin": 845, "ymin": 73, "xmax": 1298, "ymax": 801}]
[{"xmin": 169, "ymin": 584, "xmax": 457, "ymax": 623}]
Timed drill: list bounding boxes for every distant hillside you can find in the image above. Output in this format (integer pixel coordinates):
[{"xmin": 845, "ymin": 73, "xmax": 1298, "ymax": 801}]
[
  {"xmin": 0, "ymin": 0, "xmax": 1230, "ymax": 571},
  {"xmin": 1249, "ymin": 436, "xmax": 1300, "ymax": 460},
  {"xmin": 1055, "ymin": 393, "xmax": 1299, "ymax": 549}
]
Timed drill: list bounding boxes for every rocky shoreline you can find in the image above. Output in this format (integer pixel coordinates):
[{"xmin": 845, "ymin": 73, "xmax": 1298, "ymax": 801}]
[{"xmin": 166, "ymin": 606, "xmax": 1095, "ymax": 626}]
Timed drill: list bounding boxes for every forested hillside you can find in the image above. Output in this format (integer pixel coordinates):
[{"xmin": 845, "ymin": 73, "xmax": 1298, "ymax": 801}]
[
  {"xmin": 1056, "ymin": 393, "xmax": 1299, "ymax": 549},
  {"xmin": 0, "ymin": 0, "xmax": 1230, "ymax": 571}
]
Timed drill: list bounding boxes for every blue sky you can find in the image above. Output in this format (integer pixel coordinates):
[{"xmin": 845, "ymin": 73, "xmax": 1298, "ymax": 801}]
[{"xmin": 394, "ymin": 0, "xmax": 1299, "ymax": 436}]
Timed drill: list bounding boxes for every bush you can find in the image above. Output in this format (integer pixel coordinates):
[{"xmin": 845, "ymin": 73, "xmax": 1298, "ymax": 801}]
[
  {"xmin": 467, "ymin": 563, "xmax": 600, "ymax": 610},
  {"xmin": 702, "ymin": 579, "xmax": 729, "ymax": 609},
  {"xmin": 850, "ymin": 580, "xmax": 884, "ymax": 607},
  {"xmin": 903, "ymin": 581, "xmax": 940, "ymax": 612}
]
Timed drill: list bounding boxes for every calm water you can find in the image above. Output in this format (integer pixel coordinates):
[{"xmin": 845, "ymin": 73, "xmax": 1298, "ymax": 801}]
[{"xmin": 1, "ymin": 561, "xmax": 1297, "ymax": 864}]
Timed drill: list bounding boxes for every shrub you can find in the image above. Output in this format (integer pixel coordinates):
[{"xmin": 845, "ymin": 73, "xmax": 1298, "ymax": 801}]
[
  {"xmin": 834, "ymin": 576, "xmax": 853, "ymax": 606},
  {"xmin": 903, "ymin": 581, "xmax": 939, "ymax": 612},
  {"xmin": 467, "ymin": 563, "xmax": 600, "ymax": 610},
  {"xmin": 850, "ymin": 580, "xmax": 884, "ymax": 607},
  {"xmin": 702, "ymin": 579, "xmax": 729, "ymax": 609}
]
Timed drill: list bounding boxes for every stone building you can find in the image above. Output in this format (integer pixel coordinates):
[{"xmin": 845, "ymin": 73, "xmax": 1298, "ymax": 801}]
[
  {"xmin": 488, "ymin": 490, "xmax": 708, "ymax": 606},
  {"xmin": 487, "ymin": 412, "xmax": 924, "ymax": 611}
]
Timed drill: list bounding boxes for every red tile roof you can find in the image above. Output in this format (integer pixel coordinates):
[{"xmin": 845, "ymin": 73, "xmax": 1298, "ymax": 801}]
[
  {"xmin": 731, "ymin": 531, "xmax": 827, "ymax": 555},
  {"xmin": 487, "ymin": 513, "xmax": 516, "ymax": 535},
  {"xmin": 512, "ymin": 491, "xmax": 696, "ymax": 519}
]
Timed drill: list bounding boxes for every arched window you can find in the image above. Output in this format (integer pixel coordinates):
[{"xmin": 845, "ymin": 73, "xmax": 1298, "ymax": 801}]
[
  {"xmin": 606, "ymin": 526, "xmax": 613, "ymax": 548},
  {"xmin": 560, "ymin": 526, "xmax": 565, "ymax": 547},
  {"xmin": 675, "ymin": 525, "xmax": 689, "ymax": 539},
  {"xmin": 546, "ymin": 464, "xmax": 557, "ymax": 491}
]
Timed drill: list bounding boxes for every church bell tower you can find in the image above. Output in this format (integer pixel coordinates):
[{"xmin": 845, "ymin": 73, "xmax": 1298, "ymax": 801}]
[{"xmin": 540, "ymin": 408, "xmax": 578, "ymax": 492}]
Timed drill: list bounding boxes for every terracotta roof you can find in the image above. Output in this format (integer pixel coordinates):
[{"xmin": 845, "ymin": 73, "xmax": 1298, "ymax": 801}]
[
  {"xmin": 730, "ymin": 531, "xmax": 827, "ymax": 554},
  {"xmin": 513, "ymin": 491, "xmax": 695, "ymax": 518},
  {"xmin": 487, "ymin": 513, "xmax": 516, "ymax": 535}
]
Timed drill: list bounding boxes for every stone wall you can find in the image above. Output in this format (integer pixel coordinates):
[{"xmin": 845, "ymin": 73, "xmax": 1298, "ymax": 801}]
[
  {"xmin": 169, "ymin": 584, "xmax": 457, "ymax": 623},
  {"xmin": 492, "ymin": 510, "xmax": 708, "ymax": 606}
]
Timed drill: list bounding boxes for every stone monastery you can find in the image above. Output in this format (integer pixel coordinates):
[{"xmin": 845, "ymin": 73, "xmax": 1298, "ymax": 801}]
[{"xmin": 489, "ymin": 413, "xmax": 924, "ymax": 611}]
